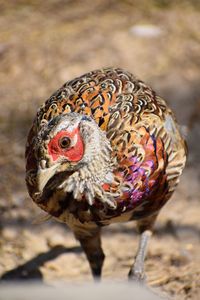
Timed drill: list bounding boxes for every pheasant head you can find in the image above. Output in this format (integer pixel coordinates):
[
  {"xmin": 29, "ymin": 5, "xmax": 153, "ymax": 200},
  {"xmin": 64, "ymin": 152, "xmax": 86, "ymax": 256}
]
[{"xmin": 28, "ymin": 113, "xmax": 116, "ymax": 209}]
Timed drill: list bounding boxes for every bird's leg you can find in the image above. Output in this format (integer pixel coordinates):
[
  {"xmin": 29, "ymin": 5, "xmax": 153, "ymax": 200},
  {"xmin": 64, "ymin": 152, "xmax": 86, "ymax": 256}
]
[
  {"xmin": 75, "ymin": 228, "xmax": 105, "ymax": 280},
  {"xmin": 128, "ymin": 229, "xmax": 152, "ymax": 282},
  {"xmin": 128, "ymin": 214, "xmax": 158, "ymax": 282}
]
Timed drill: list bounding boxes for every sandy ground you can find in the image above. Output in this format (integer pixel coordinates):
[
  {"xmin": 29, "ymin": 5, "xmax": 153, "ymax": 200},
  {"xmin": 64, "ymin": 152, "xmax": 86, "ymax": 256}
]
[{"xmin": 0, "ymin": 1, "xmax": 200, "ymax": 299}]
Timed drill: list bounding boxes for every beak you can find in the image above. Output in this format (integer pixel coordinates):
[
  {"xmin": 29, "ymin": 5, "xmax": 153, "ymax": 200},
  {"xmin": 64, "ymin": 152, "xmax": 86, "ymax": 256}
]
[{"xmin": 37, "ymin": 164, "xmax": 59, "ymax": 192}]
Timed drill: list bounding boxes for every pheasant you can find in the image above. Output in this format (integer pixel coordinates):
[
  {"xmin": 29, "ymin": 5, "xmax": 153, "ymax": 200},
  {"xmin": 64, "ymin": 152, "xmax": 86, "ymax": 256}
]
[{"xmin": 25, "ymin": 67, "xmax": 187, "ymax": 281}]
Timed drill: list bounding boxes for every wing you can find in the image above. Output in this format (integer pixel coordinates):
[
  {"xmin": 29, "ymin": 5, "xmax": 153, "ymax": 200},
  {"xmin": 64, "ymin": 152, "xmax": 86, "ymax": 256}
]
[{"xmin": 102, "ymin": 93, "xmax": 187, "ymax": 219}]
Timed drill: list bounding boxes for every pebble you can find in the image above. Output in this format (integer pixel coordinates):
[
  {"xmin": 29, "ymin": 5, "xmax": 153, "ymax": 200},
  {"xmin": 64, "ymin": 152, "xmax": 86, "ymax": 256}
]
[{"xmin": 130, "ymin": 24, "xmax": 163, "ymax": 38}]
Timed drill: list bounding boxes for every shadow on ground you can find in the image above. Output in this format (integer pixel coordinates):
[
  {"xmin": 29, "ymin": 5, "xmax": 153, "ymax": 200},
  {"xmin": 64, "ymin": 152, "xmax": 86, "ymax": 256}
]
[{"xmin": 0, "ymin": 245, "xmax": 82, "ymax": 282}]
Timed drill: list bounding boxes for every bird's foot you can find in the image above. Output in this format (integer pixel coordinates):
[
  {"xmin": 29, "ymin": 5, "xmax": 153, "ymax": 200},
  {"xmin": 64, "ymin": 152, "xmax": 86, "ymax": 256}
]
[{"xmin": 128, "ymin": 269, "xmax": 146, "ymax": 284}]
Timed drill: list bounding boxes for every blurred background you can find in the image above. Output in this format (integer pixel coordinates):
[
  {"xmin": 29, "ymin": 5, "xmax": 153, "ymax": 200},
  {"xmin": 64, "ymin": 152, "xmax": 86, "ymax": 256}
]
[{"xmin": 0, "ymin": 0, "xmax": 200, "ymax": 299}]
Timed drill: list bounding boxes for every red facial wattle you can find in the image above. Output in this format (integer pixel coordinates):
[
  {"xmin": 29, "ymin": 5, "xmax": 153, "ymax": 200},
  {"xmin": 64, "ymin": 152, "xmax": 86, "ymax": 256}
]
[{"xmin": 48, "ymin": 128, "xmax": 84, "ymax": 162}]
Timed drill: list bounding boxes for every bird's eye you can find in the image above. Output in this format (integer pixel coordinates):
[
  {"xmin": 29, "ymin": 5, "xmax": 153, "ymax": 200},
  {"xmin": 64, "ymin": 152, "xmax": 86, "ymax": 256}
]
[{"xmin": 59, "ymin": 136, "xmax": 71, "ymax": 149}]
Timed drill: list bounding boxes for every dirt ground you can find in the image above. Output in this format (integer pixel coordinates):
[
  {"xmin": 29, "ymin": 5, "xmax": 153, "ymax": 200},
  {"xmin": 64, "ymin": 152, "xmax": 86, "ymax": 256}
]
[{"xmin": 0, "ymin": 1, "xmax": 200, "ymax": 299}]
